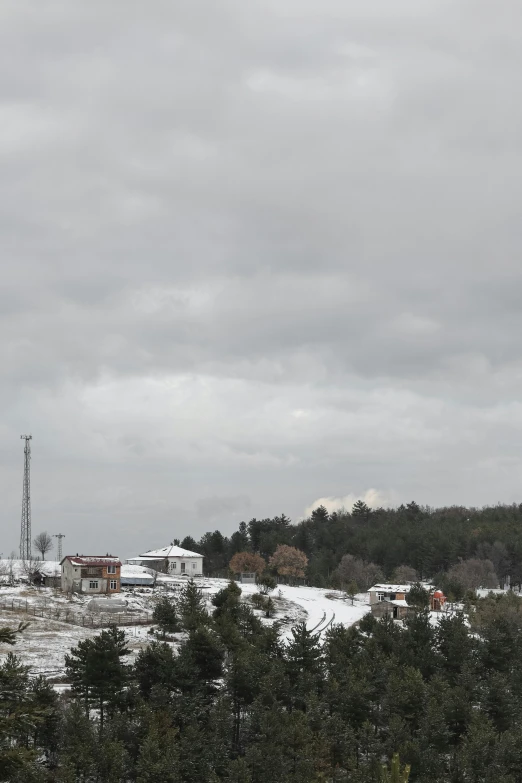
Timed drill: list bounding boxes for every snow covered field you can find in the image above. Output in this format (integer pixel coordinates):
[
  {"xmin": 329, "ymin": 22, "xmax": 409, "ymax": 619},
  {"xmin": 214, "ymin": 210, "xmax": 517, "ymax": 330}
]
[
  {"xmin": 0, "ymin": 578, "xmax": 370, "ymax": 678},
  {"xmin": 220, "ymin": 581, "xmax": 370, "ymax": 639}
]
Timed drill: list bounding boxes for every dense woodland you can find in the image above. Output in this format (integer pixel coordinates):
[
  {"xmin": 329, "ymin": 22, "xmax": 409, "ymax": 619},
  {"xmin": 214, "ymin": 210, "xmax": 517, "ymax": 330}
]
[
  {"xmin": 184, "ymin": 502, "xmax": 522, "ymax": 589},
  {"xmin": 3, "ymin": 579, "xmax": 522, "ymax": 781}
]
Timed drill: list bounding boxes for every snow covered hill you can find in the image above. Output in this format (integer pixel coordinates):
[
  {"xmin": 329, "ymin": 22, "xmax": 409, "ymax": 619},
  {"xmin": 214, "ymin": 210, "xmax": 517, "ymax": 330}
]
[{"xmin": 0, "ymin": 578, "xmax": 369, "ymax": 677}]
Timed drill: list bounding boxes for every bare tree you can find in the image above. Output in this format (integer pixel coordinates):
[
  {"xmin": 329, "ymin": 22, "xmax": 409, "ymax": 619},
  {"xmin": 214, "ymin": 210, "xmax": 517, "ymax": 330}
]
[
  {"xmin": 336, "ymin": 555, "xmax": 384, "ymax": 591},
  {"xmin": 475, "ymin": 541, "xmax": 511, "ymax": 584},
  {"xmin": 23, "ymin": 558, "xmax": 45, "ymax": 588},
  {"xmin": 7, "ymin": 551, "xmax": 17, "ymax": 585},
  {"xmin": 391, "ymin": 565, "xmax": 419, "ymax": 583},
  {"xmin": 447, "ymin": 558, "xmax": 498, "ymax": 591},
  {"xmin": 33, "ymin": 531, "xmax": 53, "ymax": 560}
]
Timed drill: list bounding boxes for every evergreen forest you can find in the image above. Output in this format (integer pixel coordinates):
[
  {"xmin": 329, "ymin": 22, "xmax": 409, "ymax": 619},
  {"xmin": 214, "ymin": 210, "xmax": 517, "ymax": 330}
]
[
  {"xmin": 3, "ymin": 579, "xmax": 522, "ymax": 781},
  {"xmin": 186, "ymin": 502, "xmax": 522, "ymax": 590}
]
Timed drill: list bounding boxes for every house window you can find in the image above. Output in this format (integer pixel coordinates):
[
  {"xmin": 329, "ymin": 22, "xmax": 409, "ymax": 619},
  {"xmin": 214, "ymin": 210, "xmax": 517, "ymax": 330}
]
[
  {"xmin": 109, "ymin": 580, "xmax": 117, "ymax": 590},
  {"xmin": 181, "ymin": 562, "xmax": 186, "ymax": 573},
  {"xmin": 88, "ymin": 568, "xmax": 97, "ymax": 575},
  {"xmin": 89, "ymin": 580, "xmax": 99, "ymax": 589},
  {"xmin": 107, "ymin": 565, "xmax": 116, "ymax": 574},
  {"xmin": 377, "ymin": 592, "xmax": 385, "ymax": 602},
  {"xmin": 170, "ymin": 562, "xmax": 177, "ymax": 571},
  {"xmin": 192, "ymin": 563, "xmax": 196, "ymax": 570}
]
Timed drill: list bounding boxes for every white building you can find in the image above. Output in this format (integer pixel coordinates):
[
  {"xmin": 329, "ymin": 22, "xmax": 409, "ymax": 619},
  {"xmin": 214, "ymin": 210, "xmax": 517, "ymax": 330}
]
[{"xmin": 127, "ymin": 544, "xmax": 203, "ymax": 576}]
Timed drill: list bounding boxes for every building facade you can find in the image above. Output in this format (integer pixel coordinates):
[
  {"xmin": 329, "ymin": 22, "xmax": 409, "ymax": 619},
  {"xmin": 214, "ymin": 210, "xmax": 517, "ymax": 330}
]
[
  {"xmin": 368, "ymin": 582, "xmax": 446, "ymax": 619},
  {"xmin": 127, "ymin": 544, "xmax": 204, "ymax": 576},
  {"xmin": 368, "ymin": 584, "xmax": 411, "ymax": 605},
  {"xmin": 61, "ymin": 556, "xmax": 121, "ymax": 594}
]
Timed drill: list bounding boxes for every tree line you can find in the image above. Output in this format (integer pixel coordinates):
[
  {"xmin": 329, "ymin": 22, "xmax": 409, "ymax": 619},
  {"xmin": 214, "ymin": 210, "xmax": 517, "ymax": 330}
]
[
  {"xmin": 182, "ymin": 501, "xmax": 522, "ymax": 591},
  {"xmin": 4, "ymin": 578, "xmax": 522, "ymax": 781}
]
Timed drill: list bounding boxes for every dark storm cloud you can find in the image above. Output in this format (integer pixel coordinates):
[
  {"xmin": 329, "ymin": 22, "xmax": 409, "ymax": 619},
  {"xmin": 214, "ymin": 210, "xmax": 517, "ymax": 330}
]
[{"xmin": 1, "ymin": 0, "xmax": 522, "ymax": 557}]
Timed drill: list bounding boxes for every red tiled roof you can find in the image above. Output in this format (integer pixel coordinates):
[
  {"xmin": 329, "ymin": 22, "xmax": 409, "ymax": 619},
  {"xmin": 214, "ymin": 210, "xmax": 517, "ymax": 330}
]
[{"xmin": 62, "ymin": 556, "xmax": 121, "ymax": 567}]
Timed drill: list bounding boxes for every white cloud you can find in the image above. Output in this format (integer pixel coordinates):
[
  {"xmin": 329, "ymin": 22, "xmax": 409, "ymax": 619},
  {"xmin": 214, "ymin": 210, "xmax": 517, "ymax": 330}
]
[
  {"xmin": 2, "ymin": 0, "xmax": 522, "ymax": 559},
  {"xmin": 304, "ymin": 489, "xmax": 398, "ymax": 518}
]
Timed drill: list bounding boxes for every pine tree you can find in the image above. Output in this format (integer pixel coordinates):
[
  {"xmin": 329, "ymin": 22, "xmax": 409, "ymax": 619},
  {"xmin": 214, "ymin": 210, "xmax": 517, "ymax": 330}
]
[
  {"xmin": 153, "ymin": 595, "xmax": 181, "ymax": 637},
  {"xmin": 65, "ymin": 626, "xmax": 130, "ymax": 728},
  {"xmin": 286, "ymin": 622, "xmax": 324, "ymax": 680},
  {"xmin": 459, "ymin": 712, "xmax": 499, "ymax": 783},
  {"xmin": 379, "ymin": 753, "xmax": 411, "ymax": 782},
  {"xmin": 384, "ymin": 667, "xmax": 426, "ymax": 734},
  {"xmin": 134, "ymin": 641, "xmax": 177, "ymax": 699},
  {"xmin": 436, "ymin": 612, "xmax": 473, "ymax": 683},
  {"xmin": 285, "ymin": 622, "xmax": 324, "ymax": 709},
  {"xmin": 212, "ymin": 580, "xmax": 242, "ymax": 621},
  {"xmin": 29, "ymin": 675, "xmax": 60, "ymax": 766},
  {"xmin": 405, "ymin": 582, "xmax": 430, "ymax": 611},
  {"xmin": 177, "ymin": 627, "xmax": 224, "ymax": 691},
  {"xmin": 0, "ymin": 622, "xmax": 29, "ymax": 645},
  {"xmin": 0, "ymin": 653, "xmax": 50, "ymax": 780},
  {"xmin": 58, "ymin": 701, "xmax": 99, "ymax": 782},
  {"xmin": 347, "ymin": 581, "xmax": 358, "ymax": 604},
  {"xmin": 136, "ymin": 712, "xmax": 180, "ymax": 783},
  {"xmin": 352, "ymin": 500, "xmax": 371, "ymax": 522},
  {"xmin": 484, "ymin": 671, "xmax": 515, "ymax": 734},
  {"xmin": 178, "ymin": 579, "xmax": 209, "ymax": 632}
]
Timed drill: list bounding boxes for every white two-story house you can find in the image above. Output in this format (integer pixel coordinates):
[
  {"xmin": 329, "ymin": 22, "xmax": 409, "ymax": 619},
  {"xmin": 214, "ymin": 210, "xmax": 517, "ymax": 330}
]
[{"xmin": 61, "ymin": 555, "xmax": 121, "ymax": 594}]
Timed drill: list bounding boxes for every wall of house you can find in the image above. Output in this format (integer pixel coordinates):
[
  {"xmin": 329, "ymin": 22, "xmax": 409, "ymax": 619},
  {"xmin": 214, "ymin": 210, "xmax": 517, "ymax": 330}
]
[
  {"xmin": 81, "ymin": 578, "xmax": 109, "ymax": 592},
  {"xmin": 371, "ymin": 602, "xmax": 413, "ymax": 621},
  {"xmin": 80, "ymin": 566, "xmax": 120, "ymax": 593},
  {"xmin": 61, "ymin": 561, "xmax": 82, "ymax": 592},
  {"xmin": 167, "ymin": 557, "xmax": 203, "ymax": 575},
  {"xmin": 371, "ymin": 601, "xmax": 392, "ymax": 618},
  {"xmin": 369, "ymin": 590, "xmax": 407, "ymax": 605},
  {"xmin": 61, "ymin": 561, "xmax": 120, "ymax": 593}
]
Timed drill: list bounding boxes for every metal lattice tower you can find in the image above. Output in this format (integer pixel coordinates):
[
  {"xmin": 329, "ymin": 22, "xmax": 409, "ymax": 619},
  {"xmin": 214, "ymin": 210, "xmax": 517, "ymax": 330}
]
[
  {"xmin": 19, "ymin": 435, "xmax": 32, "ymax": 561},
  {"xmin": 53, "ymin": 533, "xmax": 65, "ymax": 562}
]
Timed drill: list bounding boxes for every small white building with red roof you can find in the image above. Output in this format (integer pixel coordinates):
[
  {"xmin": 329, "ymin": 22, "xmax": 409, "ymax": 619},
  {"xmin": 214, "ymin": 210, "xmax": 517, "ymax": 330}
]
[{"xmin": 60, "ymin": 555, "xmax": 121, "ymax": 594}]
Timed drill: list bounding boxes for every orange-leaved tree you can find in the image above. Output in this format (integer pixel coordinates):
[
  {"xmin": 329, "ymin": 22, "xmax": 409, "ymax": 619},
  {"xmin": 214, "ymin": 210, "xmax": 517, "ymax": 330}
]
[
  {"xmin": 269, "ymin": 545, "xmax": 308, "ymax": 581},
  {"xmin": 229, "ymin": 551, "xmax": 266, "ymax": 575}
]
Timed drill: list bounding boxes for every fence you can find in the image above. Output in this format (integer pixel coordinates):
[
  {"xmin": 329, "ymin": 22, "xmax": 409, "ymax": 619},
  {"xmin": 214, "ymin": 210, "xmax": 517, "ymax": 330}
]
[{"xmin": 0, "ymin": 597, "xmax": 153, "ymax": 628}]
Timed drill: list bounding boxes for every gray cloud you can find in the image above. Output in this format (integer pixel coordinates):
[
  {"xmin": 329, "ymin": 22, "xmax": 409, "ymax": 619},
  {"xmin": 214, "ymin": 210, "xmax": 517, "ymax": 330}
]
[{"xmin": 1, "ymin": 0, "xmax": 522, "ymax": 558}]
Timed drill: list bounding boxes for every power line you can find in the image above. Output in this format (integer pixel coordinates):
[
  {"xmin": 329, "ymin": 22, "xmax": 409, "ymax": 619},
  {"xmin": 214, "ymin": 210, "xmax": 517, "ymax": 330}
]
[{"xmin": 19, "ymin": 435, "xmax": 32, "ymax": 562}]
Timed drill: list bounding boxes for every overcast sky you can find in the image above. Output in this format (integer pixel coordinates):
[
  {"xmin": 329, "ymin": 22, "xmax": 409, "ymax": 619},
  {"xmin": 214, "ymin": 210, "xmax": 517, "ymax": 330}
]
[{"xmin": 2, "ymin": 0, "xmax": 522, "ymax": 559}]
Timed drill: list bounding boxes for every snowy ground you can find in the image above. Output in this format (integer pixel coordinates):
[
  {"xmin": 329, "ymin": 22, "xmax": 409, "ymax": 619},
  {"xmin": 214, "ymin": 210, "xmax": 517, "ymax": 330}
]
[
  {"xmin": 0, "ymin": 578, "xmax": 369, "ymax": 679},
  {"xmin": 153, "ymin": 576, "xmax": 370, "ymax": 639},
  {"xmin": 228, "ymin": 581, "xmax": 370, "ymax": 639}
]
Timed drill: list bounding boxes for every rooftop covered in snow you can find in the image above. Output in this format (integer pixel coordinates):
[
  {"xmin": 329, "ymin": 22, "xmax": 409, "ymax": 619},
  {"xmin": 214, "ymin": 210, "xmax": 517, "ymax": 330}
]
[
  {"xmin": 130, "ymin": 544, "xmax": 202, "ymax": 559},
  {"xmin": 61, "ymin": 555, "xmax": 121, "ymax": 567},
  {"xmin": 369, "ymin": 584, "xmax": 412, "ymax": 593}
]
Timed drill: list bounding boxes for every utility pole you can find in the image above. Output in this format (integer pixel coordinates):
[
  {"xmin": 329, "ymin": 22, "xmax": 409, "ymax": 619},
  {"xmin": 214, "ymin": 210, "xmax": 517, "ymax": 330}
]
[
  {"xmin": 19, "ymin": 435, "xmax": 32, "ymax": 562},
  {"xmin": 53, "ymin": 533, "xmax": 65, "ymax": 562}
]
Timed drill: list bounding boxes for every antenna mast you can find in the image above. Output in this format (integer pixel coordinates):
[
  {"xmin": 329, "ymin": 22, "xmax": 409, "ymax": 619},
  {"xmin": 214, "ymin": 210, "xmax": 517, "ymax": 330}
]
[
  {"xmin": 53, "ymin": 533, "xmax": 65, "ymax": 562},
  {"xmin": 20, "ymin": 435, "xmax": 32, "ymax": 561}
]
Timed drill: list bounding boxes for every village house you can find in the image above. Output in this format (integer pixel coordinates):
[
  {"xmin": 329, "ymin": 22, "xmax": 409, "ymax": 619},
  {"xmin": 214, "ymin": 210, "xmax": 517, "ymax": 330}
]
[
  {"xmin": 61, "ymin": 555, "xmax": 121, "ymax": 594},
  {"xmin": 126, "ymin": 544, "xmax": 204, "ymax": 576},
  {"xmin": 368, "ymin": 583, "xmax": 446, "ymax": 620},
  {"xmin": 369, "ymin": 583, "xmax": 414, "ymax": 620}
]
